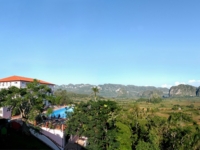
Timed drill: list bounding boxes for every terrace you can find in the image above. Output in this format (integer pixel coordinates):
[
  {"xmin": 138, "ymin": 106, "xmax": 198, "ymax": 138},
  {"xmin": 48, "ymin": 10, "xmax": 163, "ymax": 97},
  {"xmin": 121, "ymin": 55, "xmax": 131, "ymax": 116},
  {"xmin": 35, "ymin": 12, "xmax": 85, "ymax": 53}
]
[
  {"xmin": 2, "ymin": 106, "xmax": 87, "ymax": 150},
  {"xmin": 8, "ymin": 107, "xmax": 69, "ymax": 150},
  {"xmin": 0, "ymin": 118, "xmax": 51, "ymax": 149}
]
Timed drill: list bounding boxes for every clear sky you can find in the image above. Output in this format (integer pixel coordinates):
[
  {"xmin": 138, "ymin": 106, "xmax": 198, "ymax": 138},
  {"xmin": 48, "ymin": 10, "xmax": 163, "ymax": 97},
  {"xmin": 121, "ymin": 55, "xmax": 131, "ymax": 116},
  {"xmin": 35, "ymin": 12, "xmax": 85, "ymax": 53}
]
[{"xmin": 0, "ymin": 0, "xmax": 200, "ymax": 88}]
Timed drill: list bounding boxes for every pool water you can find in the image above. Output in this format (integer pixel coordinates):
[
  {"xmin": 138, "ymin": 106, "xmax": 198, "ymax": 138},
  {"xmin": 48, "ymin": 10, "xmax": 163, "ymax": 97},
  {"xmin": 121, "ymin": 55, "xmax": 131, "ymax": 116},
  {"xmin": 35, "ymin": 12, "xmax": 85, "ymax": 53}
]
[{"xmin": 50, "ymin": 107, "xmax": 73, "ymax": 118}]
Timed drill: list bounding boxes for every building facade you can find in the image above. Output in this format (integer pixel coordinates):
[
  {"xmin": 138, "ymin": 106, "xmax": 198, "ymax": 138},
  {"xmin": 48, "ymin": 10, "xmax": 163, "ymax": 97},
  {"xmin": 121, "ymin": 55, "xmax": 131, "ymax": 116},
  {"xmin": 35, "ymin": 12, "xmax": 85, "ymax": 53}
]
[{"xmin": 0, "ymin": 75, "xmax": 55, "ymax": 119}]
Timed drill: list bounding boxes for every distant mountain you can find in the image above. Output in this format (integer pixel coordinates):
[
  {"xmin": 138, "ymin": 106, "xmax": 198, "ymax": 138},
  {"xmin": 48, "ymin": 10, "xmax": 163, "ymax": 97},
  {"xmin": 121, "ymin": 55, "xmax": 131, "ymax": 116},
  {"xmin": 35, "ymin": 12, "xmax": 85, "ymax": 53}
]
[
  {"xmin": 55, "ymin": 84, "xmax": 169, "ymax": 98},
  {"xmin": 141, "ymin": 90, "xmax": 164, "ymax": 98},
  {"xmin": 197, "ymin": 86, "xmax": 200, "ymax": 96},
  {"xmin": 169, "ymin": 84, "xmax": 197, "ymax": 97}
]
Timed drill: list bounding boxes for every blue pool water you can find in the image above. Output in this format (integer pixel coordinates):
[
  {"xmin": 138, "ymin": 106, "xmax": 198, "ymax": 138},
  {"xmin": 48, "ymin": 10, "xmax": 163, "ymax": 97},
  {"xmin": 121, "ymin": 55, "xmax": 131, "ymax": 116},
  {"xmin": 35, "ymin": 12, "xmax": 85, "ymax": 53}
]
[{"xmin": 50, "ymin": 107, "xmax": 73, "ymax": 119}]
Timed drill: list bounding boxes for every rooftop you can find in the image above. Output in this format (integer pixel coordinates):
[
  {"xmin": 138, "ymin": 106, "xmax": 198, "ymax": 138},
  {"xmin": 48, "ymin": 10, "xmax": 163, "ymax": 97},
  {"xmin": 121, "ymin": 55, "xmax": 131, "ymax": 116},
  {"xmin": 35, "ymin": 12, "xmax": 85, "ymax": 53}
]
[{"xmin": 0, "ymin": 75, "xmax": 54, "ymax": 85}]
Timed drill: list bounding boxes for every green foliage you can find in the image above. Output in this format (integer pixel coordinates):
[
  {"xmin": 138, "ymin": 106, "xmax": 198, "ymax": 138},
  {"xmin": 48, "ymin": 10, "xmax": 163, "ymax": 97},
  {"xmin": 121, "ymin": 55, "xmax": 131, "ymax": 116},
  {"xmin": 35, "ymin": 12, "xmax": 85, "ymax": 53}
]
[
  {"xmin": 150, "ymin": 97, "xmax": 162, "ymax": 103},
  {"xmin": 162, "ymin": 127, "xmax": 193, "ymax": 150},
  {"xmin": 187, "ymin": 104, "xmax": 194, "ymax": 108},
  {"xmin": 168, "ymin": 112, "xmax": 193, "ymax": 126},
  {"xmin": 115, "ymin": 122, "xmax": 132, "ymax": 150},
  {"xmin": 66, "ymin": 100, "xmax": 119, "ymax": 150},
  {"xmin": 141, "ymin": 90, "xmax": 163, "ymax": 99},
  {"xmin": 91, "ymin": 86, "xmax": 99, "ymax": 101},
  {"xmin": 46, "ymin": 107, "xmax": 53, "ymax": 116},
  {"xmin": 160, "ymin": 104, "xmax": 165, "ymax": 107},
  {"xmin": 137, "ymin": 94, "xmax": 162, "ymax": 103},
  {"xmin": 136, "ymin": 140, "xmax": 158, "ymax": 150},
  {"xmin": 0, "ymin": 79, "xmax": 53, "ymax": 122},
  {"xmin": 64, "ymin": 99, "xmax": 200, "ymax": 150},
  {"xmin": 130, "ymin": 115, "xmax": 163, "ymax": 150},
  {"xmin": 53, "ymin": 90, "xmax": 91, "ymax": 103},
  {"xmin": 172, "ymin": 104, "xmax": 181, "ymax": 110},
  {"xmin": 53, "ymin": 89, "xmax": 72, "ymax": 105}
]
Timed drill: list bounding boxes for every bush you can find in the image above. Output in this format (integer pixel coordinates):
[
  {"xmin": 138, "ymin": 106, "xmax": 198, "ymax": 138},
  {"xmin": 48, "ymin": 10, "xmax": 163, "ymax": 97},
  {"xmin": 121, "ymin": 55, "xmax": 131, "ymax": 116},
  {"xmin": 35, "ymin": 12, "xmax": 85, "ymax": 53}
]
[
  {"xmin": 172, "ymin": 105, "xmax": 181, "ymax": 110},
  {"xmin": 160, "ymin": 104, "xmax": 165, "ymax": 107},
  {"xmin": 186, "ymin": 104, "xmax": 194, "ymax": 108},
  {"xmin": 168, "ymin": 112, "xmax": 193, "ymax": 123}
]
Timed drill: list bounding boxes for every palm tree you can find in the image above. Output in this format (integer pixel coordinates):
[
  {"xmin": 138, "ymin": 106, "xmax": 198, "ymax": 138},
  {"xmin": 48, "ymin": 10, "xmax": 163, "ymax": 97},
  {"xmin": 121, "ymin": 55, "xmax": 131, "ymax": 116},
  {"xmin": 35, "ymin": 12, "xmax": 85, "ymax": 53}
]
[{"xmin": 92, "ymin": 86, "xmax": 99, "ymax": 101}]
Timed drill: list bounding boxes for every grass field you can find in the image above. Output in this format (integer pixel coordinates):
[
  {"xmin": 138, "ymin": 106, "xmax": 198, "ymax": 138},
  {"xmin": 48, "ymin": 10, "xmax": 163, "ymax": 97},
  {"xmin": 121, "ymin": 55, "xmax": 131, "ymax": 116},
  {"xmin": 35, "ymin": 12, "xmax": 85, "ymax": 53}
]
[
  {"xmin": 72, "ymin": 96, "xmax": 200, "ymax": 124},
  {"xmin": 113, "ymin": 97, "xmax": 200, "ymax": 124}
]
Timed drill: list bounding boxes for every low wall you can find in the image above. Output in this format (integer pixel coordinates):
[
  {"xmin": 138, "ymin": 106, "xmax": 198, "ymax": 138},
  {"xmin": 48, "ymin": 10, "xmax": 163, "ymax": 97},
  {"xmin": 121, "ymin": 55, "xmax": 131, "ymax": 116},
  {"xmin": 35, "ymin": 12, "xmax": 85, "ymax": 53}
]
[
  {"xmin": 29, "ymin": 128, "xmax": 62, "ymax": 150},
  {"xmin": 41, "ymin": 127, "xmax": 65, "ymax": 148}
]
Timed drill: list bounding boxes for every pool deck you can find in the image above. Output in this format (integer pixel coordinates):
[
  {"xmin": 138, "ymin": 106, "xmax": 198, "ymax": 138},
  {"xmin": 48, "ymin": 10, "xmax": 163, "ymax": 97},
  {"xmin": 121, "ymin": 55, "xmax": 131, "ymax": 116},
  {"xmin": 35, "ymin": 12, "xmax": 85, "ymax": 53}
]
[
  {"xmin": 42, "ymin": 105, "xmax": 68, "ymax": 114},
  {"xmin": 53, "ymin": 105, "xmax": 67, "ymax": 111},
  {"xmin": 11, "ymin": 105, "xmax": 68, "ymax": 120}
]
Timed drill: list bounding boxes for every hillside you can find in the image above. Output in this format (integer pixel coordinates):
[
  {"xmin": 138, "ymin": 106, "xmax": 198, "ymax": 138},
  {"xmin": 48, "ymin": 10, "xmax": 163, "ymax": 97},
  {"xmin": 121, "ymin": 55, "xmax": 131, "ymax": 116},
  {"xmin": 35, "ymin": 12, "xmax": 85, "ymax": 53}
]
[
  {"xmin": 169, "ymin": 84, "xmax": 197, "ymax": 97},
  {"xmin": 197, "ymin": 86, "xmax": 200, "ymax": 96},
  {"xmin": 55, "ymin": 84, "xmax": 169, "ymax": 98}
]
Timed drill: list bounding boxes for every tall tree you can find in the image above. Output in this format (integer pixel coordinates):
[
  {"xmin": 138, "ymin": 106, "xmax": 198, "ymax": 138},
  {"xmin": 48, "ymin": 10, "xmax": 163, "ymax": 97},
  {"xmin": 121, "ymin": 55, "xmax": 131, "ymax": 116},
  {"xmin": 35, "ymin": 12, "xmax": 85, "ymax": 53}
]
[
  {"xmin": 53, "ymin": 89, "xmax": 72, "ymax": 105},
  {"xmin": 92, "ymin": 86, "xmax": 99, "ymax": 101},
  {"xmin": 66, "ymin": 100, "xmax": 119, "ymax": 149}
]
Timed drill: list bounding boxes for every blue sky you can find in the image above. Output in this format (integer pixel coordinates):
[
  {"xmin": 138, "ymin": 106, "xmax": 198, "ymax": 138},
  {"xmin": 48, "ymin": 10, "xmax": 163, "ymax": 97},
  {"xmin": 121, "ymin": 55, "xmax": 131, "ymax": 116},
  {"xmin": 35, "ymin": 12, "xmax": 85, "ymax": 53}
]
[{"xmin": 0, "ymin": 0, "xmax": 200, "ymax": 88}]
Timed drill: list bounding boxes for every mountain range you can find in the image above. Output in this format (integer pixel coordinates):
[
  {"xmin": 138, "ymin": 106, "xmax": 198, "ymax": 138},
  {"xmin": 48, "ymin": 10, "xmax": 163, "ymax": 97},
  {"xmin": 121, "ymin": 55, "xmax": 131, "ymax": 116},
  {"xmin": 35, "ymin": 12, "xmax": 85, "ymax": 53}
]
[
  {"xmin": 169, "ymin": 84, "xmax": 200, "ymax": 97},
  {"xmin": 55, "ymin": 83, "xmax": 200, "ymax": 99},
  {"xmin": 55, "ymin": 84, "xmax": 169, "ymax": 98}
]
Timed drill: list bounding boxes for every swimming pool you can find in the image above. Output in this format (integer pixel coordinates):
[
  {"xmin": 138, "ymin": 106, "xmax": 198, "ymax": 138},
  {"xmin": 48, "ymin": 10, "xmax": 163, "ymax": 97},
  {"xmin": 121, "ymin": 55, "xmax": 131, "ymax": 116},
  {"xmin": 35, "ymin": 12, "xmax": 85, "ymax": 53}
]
[{"xmin": 50, "ymin": 107, "xmax": 73, "ymax": 119}]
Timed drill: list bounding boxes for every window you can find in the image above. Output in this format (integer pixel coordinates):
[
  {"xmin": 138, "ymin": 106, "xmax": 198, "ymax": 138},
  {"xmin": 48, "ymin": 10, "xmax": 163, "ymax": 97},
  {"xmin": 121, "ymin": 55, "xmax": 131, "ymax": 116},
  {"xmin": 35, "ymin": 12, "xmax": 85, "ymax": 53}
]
[
  {"xmin": 15, "ymin": 82, "xmax": 17, "ymax": 84},
  {"xmin": 0, "ymin": 110, "xmax": 2, "ymax": 114}
]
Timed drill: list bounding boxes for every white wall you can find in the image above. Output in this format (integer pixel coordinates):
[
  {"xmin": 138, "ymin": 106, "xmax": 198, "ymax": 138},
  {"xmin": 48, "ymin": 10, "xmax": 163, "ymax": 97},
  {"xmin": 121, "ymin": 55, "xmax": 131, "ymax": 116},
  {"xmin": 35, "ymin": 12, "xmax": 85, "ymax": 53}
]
[
  {"xmin": 0, "ymin": 81, "xmax": 21, "ymax": 89},
  {"xmin": 41, "ymin": 127, "xmax": 65, "ymax": 148},
  {"xmin": 29, "ymin": 128, "xmax": 62, "ymax": 150},
  {"xmin": 1, "ymin": 107, "xmax": 11, "ymax": 119},
  {"xmin": 0, "ymin": 107, "xmax": 3, "ymax": 118},
  {"xmin": 0, "ymin": 107, "xmax": 11, "ymax": 119},
  {"xmin": 20, "ymin": 81, "xmax": 27, "ymax": 88},
  {"xmin": 0, "ymin": 81, "xmax": 54, "ymax": 91}
]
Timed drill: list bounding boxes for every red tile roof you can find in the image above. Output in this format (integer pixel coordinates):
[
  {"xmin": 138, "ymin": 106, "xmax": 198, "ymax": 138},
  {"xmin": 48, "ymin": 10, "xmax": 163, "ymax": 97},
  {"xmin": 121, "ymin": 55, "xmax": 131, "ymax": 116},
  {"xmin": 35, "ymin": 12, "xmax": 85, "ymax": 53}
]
[{"xmin": 0, "ymin": 75, "xmax": 54, "ymax": 85}]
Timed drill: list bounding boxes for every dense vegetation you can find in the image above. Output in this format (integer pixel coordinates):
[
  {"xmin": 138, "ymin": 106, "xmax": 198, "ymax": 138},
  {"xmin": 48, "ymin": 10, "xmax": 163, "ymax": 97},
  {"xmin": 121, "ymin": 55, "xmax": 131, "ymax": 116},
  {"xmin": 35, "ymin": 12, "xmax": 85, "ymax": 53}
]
[
  {"xmin": 1, "ymin": 81, "xmax": 200, "ymax": 149},
  {"xmin": 66, "ymin": 97, "xmax": 200, "ymax": 150},
  {"xmin": 66, "ymin": 100, "xmax": 119, "ymax": 149},
  {"xmin": 0, "ymin": 80, "xmax": 55, "ymax": 134}
]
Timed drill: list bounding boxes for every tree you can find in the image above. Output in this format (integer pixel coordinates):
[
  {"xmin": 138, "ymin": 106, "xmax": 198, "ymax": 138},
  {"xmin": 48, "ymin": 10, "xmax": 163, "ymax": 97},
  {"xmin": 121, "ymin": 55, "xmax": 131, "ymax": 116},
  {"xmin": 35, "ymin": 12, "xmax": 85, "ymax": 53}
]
[
  {"xmin": 0, "ymin": 79, "xmax": 53, "ymax": 132},
  {"xmin": 115, "ymin": 103, "xmax": 166, "ymax": 150},
  {"xmin": 162, "ymin": 127, "xmax": 192, "ymax": 150},
  {"xmin": 92, "ymin": 86, "xmax": 99, "ymax": 101},
  {"xmin": 191, "ymin": 124, "xmax": 200, "ymax": 150},
  {"xmin": 115, "ymin": 122, "xmax": 132, "ymax": 150},
  {"xmin": 66, "ymin": 100, "xmax": 119, "ymax": 149},
  {"xmin": 53, "ymin": 89, "xmax": 72, "ymax": 105},
  {"xmin": 149, "ymin": 93, "xmax": 162, "ymax": 103}
]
